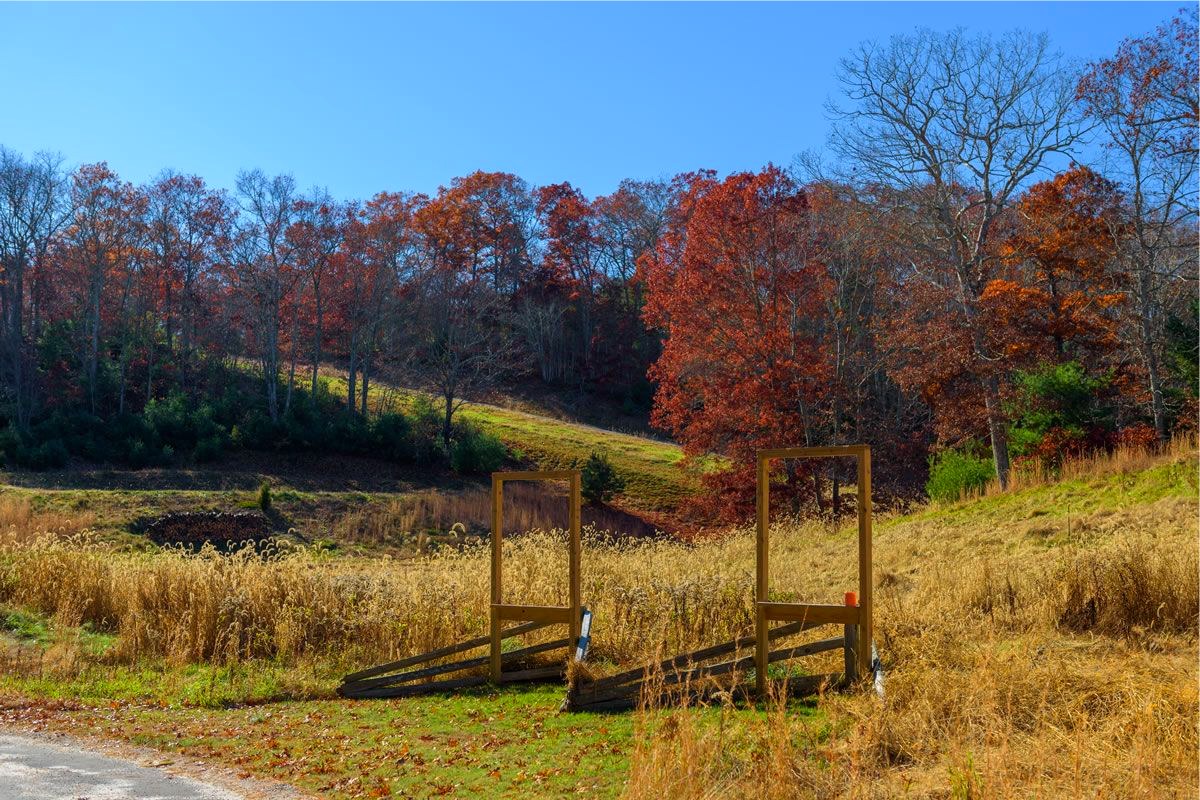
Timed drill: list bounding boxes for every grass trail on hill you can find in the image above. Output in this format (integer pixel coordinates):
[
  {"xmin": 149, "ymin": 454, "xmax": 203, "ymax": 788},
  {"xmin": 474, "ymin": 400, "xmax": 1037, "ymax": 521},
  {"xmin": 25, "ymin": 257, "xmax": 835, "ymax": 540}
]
[{"xmin": 0, "ymin": 443, "xmax": 1194, "ymax": 798}]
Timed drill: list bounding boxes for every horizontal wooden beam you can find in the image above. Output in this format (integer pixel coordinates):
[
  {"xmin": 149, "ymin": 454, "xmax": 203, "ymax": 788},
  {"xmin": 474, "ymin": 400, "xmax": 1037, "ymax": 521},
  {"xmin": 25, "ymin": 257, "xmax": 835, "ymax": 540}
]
[
  {"xmin": 757, "ymin": 445, "xmax": 868, "ymax": 461},
  {"xmin": 494, "ymin": 603, "xmax": 572, "ymax": 623},
  {"xmin": 340, "ymin": 619, "xmax": 549, "ymax": 684},
  {"xmin": 498, "ymin": 666, "xmax": 564, "ymax": 683},
  {"xmin": 577, "ymin": 619, "xmax": 819, "ymax": 696},
  {"xmin": 492, "ymin": 470, "xmax": 578, "ymax": 482},
  {"xmin": 342, "ymin": 637, "xmax": 571, "ymax": 693},
  {"xmin": 768, "ymin": 636, "xmax": 844, "ymax": 663},
  {"xmin": 759, "ymin": 602, "xmax": 859, "ymax": 625}
]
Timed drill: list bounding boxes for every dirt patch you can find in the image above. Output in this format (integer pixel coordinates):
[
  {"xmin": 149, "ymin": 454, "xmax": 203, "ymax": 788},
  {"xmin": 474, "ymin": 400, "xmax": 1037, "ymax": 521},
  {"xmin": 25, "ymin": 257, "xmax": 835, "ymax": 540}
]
[{"xmin": 137, "ymin": 511, "xmax": 274, "ymax": 552}]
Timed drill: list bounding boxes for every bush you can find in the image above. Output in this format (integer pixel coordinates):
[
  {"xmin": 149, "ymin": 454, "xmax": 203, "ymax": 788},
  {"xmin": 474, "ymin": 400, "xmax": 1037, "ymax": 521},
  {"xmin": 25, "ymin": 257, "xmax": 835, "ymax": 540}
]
[
  {"xmin": 370, "ymin": 413, "xmax": 413, "ymax": 461},
  {"xmin": 258, "ymin": 481, "xmax": 272, "ymax": 513},
  {"xmin": 1008, "ymin": 362, "xmax": 1114, "ymax": 463},
  {"xmin": 926, "ymin": 448, "xmax": 994, "ymax": 503},
  {"xmin": 449, "ymin": 425, "xmax": 507, "ymax": 474},
  {"xmin": 582, "ymin": 451, "xmax": 625, "ymax": 505}
]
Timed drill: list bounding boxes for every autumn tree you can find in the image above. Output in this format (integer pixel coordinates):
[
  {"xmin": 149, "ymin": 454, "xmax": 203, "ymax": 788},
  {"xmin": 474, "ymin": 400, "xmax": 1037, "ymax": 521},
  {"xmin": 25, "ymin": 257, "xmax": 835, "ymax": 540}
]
[
  {"xmin": 643, "ymin": 167, "xmax": 829, "ymax": 520},
  {"xmin": 287, "ymin": 189, "xmax": 345, "ymax": 400},
  {"xmin": 143, "ymin": 172, "xmax": 230, "ymax": 394},
  {"xmin": 0, "ymin": 148, "xmax": 70, "ymax": 430},
  {"xmin": 1077, "ymin": 8, "xmax": 1199, "ymax": 439},
  {"xmin": 227, "ymin": 170, "xmax": 299, "ymax": 422},
  {"xmin": 996, "ymin": 165, "xmax": 1126, "ymax": 365},
  {"xmin": 58, "ymin": 164, "xmax": 147, "ymax": 414},
  {"xmin": 829, "ymin": 28, "xmax": 1088, "ymax": 488}
]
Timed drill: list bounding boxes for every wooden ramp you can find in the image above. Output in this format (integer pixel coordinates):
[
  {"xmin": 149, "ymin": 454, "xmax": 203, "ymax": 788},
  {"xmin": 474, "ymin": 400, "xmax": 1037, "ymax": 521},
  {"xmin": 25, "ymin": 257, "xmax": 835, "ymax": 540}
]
[
  {"xmin": 567, "ymin": 445, "xmax": 875, "ymax": 711},
  {"xmin": 341, "ymin": 607, "xmax": 592, "ymax": 698},
  {"xmin": 340, "ymin": 470, "xmax": 588, "ymax": 699}
]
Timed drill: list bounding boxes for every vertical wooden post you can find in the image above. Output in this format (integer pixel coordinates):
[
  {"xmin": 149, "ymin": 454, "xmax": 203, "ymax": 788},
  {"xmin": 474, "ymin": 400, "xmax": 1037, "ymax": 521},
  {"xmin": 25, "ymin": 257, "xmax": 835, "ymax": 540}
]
[
  {"xmin": 568, "ymin": 472, "xmax": 582, "ymax": 644},
  {"xmin": 755, "ymin": 453, "xmax": 770, "ymax": 696},
  {"xmin": 843, "ymin": 591, "xmax": 859, "ymax": 684},
  {"xmin": 490, "ymin": 475, "xmax": 503, "ymax": 682},
  {"xmin": 856, "ymin": 448, "xmax": 873, "ymax": 679}
]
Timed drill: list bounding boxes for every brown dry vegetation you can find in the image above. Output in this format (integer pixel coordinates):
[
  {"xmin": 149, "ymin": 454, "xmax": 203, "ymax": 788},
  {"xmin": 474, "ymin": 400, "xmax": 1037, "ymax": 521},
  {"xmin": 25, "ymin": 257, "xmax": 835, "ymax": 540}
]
[{"xmin": 0, "ymin": 441, "xmax": 1195, "ymax": 798}]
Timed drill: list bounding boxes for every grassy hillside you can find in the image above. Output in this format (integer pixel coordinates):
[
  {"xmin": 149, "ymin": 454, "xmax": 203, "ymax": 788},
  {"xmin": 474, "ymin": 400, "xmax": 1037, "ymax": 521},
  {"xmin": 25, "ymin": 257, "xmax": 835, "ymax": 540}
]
[
  {"xmin": 0, "ymin": 442, "xmax": 1193, "ymax": 798},
  {"xmin": 317, "ymin": 369, "xmax": 694, "ymax": 511}
]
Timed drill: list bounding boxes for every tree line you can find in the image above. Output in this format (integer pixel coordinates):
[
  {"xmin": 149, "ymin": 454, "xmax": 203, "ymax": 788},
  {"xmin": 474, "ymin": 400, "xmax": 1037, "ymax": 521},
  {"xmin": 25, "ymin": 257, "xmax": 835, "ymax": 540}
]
[{"xmin": 0, "ymin": 14, "xmax": 1195, "ymax": 515}]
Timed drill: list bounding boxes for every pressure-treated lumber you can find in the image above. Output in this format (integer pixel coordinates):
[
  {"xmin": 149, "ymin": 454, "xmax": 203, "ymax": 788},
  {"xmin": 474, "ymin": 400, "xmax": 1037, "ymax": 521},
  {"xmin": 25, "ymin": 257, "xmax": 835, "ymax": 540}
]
[
  {"xmin": 341, "ymin": 638, "xmax": 571, "ymax": 694},
  {"xmin": 341, "ymin": 619, "xmax": 547, "ymax": 685},
  {"xmin": 754, "ymin": 444, "xmax": 873, "ymax": 693},
  {"xmin": 759, "ymin": 602, "xmax": 860, "ymax": 625},
  {"xmin": 578, "ymin": 619, "xmax": 815, "ymax": 696},
  {"xmin": 490, "ymin": 470, "xmax": 582, "ymax": 683}
]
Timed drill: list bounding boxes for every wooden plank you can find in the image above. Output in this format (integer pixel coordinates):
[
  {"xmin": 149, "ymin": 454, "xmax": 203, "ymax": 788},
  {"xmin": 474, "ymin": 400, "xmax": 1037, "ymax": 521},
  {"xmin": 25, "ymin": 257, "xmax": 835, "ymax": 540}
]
[
  {"xmin": 759, "ymin": 602, "xmax": 859, "ymax": 625},
  {"xmin": 340, "ymin": 619, "xmax": 548, "ymax": 684},
  {"xmin": 490, "ymin": 474, "xmax": 503, "ymax": 682},
  {"xmin": 340, "ymin": 675, "xmax": 487, "ymax": 699},
  {"xmin": 343, "ymin": 638, "xmax": 571, "ymax": 693},
  {"xmin": 568, "ymin": 472, "xmax": 582, "ymax": 643},
  {"xmin": 757, "ymin": 445, "xmax": 869, "ymax": 461},
  {"xmin": 578, "ymin": 619, "xmax": 813, "ymax": 695},
  {"xmin": 491, "ymin": 470, "xmax": 578, "ymax": 482},
  {"xmin": 494, "ymin": 604, "xmax": 572, "ymax": 623},
  {"xmin": 768, "ymin": 636, "xmax": 844, "ymax": 664},
  {"xmin": 755, "ymin": 453, "xmax": 769, "ymax": 695},
  {"xmin": 843, "ymin": 621, "xmax": 859, "ymax": 683},
  {"xmin": 498, "ymin": 665, "xmax": 564, "ymax": 683},
  {"xmin": 573, "ymin": 635, "xmax": 844, "ymax": 708},
  {"xmin": 857, "ymin": 447, "xmax": 873, "ymax": 679}
]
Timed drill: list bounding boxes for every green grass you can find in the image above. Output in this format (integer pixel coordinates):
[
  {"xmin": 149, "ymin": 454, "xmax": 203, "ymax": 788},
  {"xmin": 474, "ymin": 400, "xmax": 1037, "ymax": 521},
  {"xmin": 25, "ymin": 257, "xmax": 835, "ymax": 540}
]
[
  {"xmin": 318, "ymin": 371, "xmax": 695, "ymax": 511},
  {"xmin": 0, "ymin": 664, "xmax": 820, "ymax": 799},
  {"xmin": 908, "ymin": 458, "xmax": 1197, "ymax": 526}
]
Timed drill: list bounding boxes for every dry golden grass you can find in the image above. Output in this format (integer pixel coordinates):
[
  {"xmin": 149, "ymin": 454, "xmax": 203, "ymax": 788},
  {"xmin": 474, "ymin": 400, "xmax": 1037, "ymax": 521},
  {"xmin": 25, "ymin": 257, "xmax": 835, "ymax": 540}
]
[{"xmin": 0, "ymin": 442, "xmax": 1194, "ymax": 798}]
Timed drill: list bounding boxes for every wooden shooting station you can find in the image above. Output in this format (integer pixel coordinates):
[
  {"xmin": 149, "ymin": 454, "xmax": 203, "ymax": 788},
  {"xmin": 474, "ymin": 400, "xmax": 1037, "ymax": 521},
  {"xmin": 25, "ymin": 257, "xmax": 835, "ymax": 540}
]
[
  {"xmin": 338, "ymin": 470, "xmax": 591, "ymax": 699},
  {"xmin": 565, "ymin": 444, "xmax": 873, "ymax": 711}
]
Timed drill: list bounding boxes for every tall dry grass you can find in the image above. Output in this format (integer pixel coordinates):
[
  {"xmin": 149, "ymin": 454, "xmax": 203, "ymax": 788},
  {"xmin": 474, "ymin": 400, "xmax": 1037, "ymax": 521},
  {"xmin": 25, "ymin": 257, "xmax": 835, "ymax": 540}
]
[{"xmin": 0, "ymin": 442, "xmax": 1194, "ymax": 797}]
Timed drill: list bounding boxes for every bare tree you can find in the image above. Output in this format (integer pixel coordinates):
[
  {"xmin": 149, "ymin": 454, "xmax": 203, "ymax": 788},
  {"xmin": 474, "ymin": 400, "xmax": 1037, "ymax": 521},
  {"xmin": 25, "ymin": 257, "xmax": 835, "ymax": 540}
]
[
  {"xmin": 828, "ymin": 28, "xmax": 1087, "ymax": 488},
  {"xmin": 409, "ymin": 266, "xmax": 514, "ymax": 451},
  {"xmin": 228, "ymin": 170, "xmax": 298, "ymax": 422},
  {"xmin": 1078, "ymin": 9, "xmax": 1199, "ymax": 439},
  {"xmin": 0, "ymin": 149, "xmax": 70, "ymax": 430}
]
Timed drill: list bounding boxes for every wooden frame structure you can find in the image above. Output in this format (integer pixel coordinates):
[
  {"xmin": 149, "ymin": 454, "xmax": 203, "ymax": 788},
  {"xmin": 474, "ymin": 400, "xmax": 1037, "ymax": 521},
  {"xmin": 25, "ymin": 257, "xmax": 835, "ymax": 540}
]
[
  {"xmin": 339, "ymin": 470, "xmax": 589, "ymax": 699},
  {"xmin": 565, "ymin": 445, "xmax": 873, "ymax": 711},
  {"xmin": 756, "ymin": 445, "xmax": 872, "ymax": 692}
]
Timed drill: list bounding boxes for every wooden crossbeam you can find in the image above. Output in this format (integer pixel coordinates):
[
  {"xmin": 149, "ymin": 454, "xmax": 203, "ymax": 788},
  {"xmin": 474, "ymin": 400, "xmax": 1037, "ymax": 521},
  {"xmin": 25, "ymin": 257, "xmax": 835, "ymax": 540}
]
[
  {"xmin": 340, "ymin": 619, "xmax": 548, "ymax": 685},
  {"xmin": 341, "ymin": 638, "xmax": 571, "ymax": 694},
  {"xmin": 575, "ymin": 619, "xmax": 816, "ymax": 696},
  {"xmin": 492, "ymin": 470, "xmax": 578, "ymax": 482},
  {"xmin": 759, "ymin": 602, "xmax": 859, "ymax": 625}
]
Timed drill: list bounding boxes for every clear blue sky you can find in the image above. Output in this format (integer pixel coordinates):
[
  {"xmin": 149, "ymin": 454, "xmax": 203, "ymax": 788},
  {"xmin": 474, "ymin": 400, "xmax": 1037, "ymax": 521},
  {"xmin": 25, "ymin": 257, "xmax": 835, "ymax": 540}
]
[{"xmin": 0, "ymin": 2, "xmax": 1179, "ymax": 200}]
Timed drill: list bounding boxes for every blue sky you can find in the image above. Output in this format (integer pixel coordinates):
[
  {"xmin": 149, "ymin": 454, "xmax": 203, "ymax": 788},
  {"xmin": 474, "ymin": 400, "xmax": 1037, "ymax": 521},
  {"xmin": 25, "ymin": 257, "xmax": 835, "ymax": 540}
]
[{"xmin": 0, "ymin": 2, "xmax": 1178, "ymax": 200}]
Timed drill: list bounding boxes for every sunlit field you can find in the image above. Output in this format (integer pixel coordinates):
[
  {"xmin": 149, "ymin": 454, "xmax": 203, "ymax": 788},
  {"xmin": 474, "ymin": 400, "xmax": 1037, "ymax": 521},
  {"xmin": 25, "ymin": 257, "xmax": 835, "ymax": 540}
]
[{"xmin": 0, "ymin": 440, "xmax": 1193, "ymax": 798}]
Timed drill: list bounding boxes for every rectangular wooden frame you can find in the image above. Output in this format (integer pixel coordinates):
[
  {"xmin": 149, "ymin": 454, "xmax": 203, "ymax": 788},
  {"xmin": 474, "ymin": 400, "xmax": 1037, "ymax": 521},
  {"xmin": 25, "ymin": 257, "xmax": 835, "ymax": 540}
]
[
  {"xmin": 755, "ymin": 445, "xmax": 872, "ymax": 692},
  {"xmin": 490, "ymin": 470, "xmax": 582, "ymax": 682}
]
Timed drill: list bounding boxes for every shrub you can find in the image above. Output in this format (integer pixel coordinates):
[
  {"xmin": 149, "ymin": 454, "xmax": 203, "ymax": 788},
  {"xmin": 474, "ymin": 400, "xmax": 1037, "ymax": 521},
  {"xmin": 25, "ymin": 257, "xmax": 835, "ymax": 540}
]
[
  {"xmin": 582, "ymin": 451, "xmax": 625, "ymax": 505},
  {"xmin": 449, "ymin": 425, "xmax": 507, "ymax": 474},
  {"xmin": 926, "ymin": 448, "xmax": 994, "ymax": 503},
  {"xmin": 258, "ymin": 481, "xmax": 272, "ymax": 513},
  {"xmin": 370, "ymin": 413, "xmax": 413, "ymax": 461}
]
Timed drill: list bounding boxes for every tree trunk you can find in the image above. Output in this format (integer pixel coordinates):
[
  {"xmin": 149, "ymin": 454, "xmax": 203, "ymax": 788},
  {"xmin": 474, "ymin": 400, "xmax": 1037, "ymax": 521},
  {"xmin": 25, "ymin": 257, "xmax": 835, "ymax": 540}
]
[
  {"xmin": 983, "ymin": 374, "xmax": 1011, "ymax": 490},
  {"xmin": 442, "ymin": 391, "xmax": 454, "ymax": 452},
  {"xmin": 360, "ymin": 354, "xmax": 370, "ymax": 417}
]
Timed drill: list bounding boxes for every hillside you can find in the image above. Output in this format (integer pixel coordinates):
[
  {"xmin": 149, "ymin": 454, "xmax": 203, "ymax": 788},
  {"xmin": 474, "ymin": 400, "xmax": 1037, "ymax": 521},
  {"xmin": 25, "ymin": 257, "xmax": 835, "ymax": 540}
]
[
  {"xmin": 0, "ymin": 442, "xmax": 1193, "ymax": 798},
  {"xmin": 316, "ymin": 368, "xmax": 695, "ymax": 511}
]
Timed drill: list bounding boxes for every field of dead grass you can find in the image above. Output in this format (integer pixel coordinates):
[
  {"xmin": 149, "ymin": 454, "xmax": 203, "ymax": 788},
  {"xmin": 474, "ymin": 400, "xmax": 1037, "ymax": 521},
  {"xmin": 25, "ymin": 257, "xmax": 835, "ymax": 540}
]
[{"xmin": 0, "ymin": 439, "xmax": 1193, "ymax": 798}]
